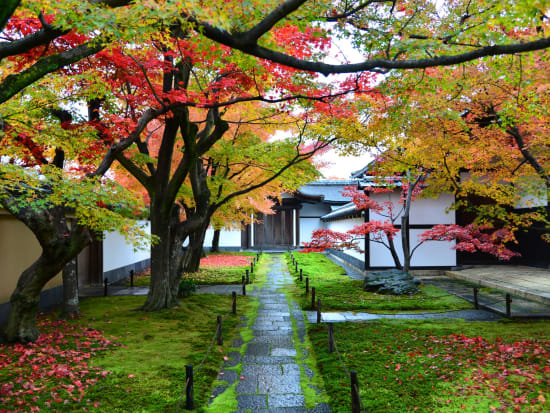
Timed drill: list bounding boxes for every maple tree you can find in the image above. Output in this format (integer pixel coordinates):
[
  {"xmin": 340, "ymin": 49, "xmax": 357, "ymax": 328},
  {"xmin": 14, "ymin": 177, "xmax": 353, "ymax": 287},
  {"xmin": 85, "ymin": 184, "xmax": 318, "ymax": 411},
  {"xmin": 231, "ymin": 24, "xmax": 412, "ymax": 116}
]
[
  {"xmin": 0, "ymin": 9, "xmax": 150, "ymax": 342},
  {"xmin": 303, "ymin": 180, "xmax": 520, "ymax": 273},
  {"xmin": 350, "ymin": 52, "xmax": 550, "ymax": 250}
]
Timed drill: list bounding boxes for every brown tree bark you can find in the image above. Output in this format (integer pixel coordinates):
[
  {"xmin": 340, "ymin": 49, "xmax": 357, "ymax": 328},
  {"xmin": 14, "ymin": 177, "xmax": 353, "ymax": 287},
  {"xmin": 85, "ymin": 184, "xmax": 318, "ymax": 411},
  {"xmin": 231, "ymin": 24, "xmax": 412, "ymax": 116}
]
[
  {"xmin": 2, "ymin": 205, "xmax": 91, "ymax": 343},
  {"xmin": 60, "ymin": 257, "xmax": 79, "ymax": 318}
]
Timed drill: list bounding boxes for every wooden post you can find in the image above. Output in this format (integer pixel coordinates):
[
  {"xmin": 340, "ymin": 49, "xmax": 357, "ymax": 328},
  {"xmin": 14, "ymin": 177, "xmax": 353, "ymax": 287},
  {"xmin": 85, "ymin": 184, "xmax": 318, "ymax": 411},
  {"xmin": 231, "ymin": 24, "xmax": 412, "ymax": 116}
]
[
  {"xmin": 351, "ymin": 371, "xmax": 360, "ymax": 413},
  {"xmin": 130, "ymin": 270, "xmax": 134, "ymax": 288},
  {"xmin": 473, "ymin": 287, "xmax": 479, "ymax": 309},
  {"xmin": 305, "ymin": 277, "xmax": 309, "ymax": 294},
  {"xmin": 317, "ymin": 299, "xmax": 321, "ymax": 324},
  {"xmin": 299, "ymin": 268, "xmax": 303, "ymax": 281},
  {"xmin": 311, "ymin": 287, "xmax": 316, "ymax": 309},
  {"xmin": 250, "ymin": 262, "xmax": 254, "ymax": 274},
  {"xmin": 217, "ymin": 315, "xmax": 223, "ymax": 345},
  {"xmin": 328, "ymin": 323, "xmax": 334, "ymax": 353},
  {"xmin": 506, "ymin": 294, "xmax": 512, "ymax": 317},
  {"xmin": 246, "ymin": 269, "xmax": 250, "ymax": 284},
  {"xmin": 232, "ymin": 291, "xmax": 237, "ymax": 315},
  {"xmin": 242, "ymin": 280, "xmax": 246, "ymax": 296},
  {"xmin": 295, "ymin": 262, "xmax": 298, "ymax": 272},
  {"xmin": 104, "ymin": 278, "xmax": 108, "ymax": 297},
  {"xmin": 185, "ymin": 365, "xmax": 194, "ymax": 410}
]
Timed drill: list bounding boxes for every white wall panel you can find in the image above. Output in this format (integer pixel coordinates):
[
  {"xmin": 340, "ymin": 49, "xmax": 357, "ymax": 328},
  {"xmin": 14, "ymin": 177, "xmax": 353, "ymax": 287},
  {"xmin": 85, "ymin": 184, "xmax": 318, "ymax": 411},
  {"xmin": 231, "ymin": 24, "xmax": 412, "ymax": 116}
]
[
  {"xmin": 326, "ymin": 217, "xmax": 365, "ymax": 263},
  {"xmin": 300, "ymin": 218, "xmax": 323, "ymax": 246},
  {"xmin": 103, "ymin": 220, "xmax": 151, "ymax": 272},
  {"xmin": 203, "ymin": 227, "xmax": 242, "ymax": 248},
  {"xmin": 369, "ymin": 228, "xmax": 456, "ymax": 267},
  {"xmin": 409, "ymin": 194, "xmax": 455, "ymax": 225}
]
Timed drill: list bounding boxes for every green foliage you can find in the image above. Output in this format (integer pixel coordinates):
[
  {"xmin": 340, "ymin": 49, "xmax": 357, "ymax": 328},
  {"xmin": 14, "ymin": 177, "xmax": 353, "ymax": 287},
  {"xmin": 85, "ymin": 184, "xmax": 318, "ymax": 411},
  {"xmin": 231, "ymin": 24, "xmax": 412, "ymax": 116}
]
[{"xmin": 178, "ymin": 278, "xmax": 198, "ymax": 297}]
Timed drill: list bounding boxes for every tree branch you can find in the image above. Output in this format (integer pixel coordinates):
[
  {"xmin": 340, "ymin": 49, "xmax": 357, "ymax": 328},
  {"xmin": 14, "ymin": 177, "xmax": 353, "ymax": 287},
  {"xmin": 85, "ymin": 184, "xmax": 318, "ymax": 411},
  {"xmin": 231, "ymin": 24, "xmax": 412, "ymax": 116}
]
[{"xmin": 0, "ymin": 40, "xmax": 105, "ymax": 104}]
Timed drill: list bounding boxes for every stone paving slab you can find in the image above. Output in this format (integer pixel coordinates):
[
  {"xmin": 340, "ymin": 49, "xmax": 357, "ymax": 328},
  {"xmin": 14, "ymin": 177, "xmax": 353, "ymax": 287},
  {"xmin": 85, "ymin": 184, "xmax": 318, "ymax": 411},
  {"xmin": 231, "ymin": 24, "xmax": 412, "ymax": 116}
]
[
  {"xmin": 424, "ymin": 277, "xmax": 550, "ymax": 317},
  {"xmin": 305, "ymin": 308, "xmax": 502, "ymax": 323},
  {"xmin": 209, "ymin": 255, "xmax": 331, "ymax": 413},
  {"xmin": 446, "ymin": 265, "xmax": 550, "ymax": 305}
]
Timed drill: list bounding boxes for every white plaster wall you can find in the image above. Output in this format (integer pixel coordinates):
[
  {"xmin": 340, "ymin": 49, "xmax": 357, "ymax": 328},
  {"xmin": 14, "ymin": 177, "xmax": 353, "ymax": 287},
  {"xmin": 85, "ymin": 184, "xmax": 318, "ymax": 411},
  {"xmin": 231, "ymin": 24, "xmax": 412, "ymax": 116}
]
[
  {"xmin": 369, "ymin": 229, "xmax": 456, "ymax": 267},
  {"xmin": 326, "ymin": 217, "xmax": 365, "ymax": 263},
  {"xmin": 370, "ymin": 191, "xmax": 455, "ymax": 225},
  {"xmin": 300, "ymin": 218, "xmax": 324, "ymax": 246},
  {"xmin": 203, "ymin": 227, "xmax": 242, "ymax": 248},
  {"xmin": 103, "ymin": 220, "xmax": 151, "ymax": 272},
  {"xmin": 409, "ymin": 194, "xmax": 455, "ymax": 224}
]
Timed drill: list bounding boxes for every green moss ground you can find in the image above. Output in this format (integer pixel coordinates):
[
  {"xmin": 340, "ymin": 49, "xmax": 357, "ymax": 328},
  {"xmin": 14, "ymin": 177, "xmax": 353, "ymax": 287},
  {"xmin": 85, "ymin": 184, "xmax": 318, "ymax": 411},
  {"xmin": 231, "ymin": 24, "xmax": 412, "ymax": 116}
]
[
  {"xmin": 287, "ymin": 252, "xmax": 472, "ymax": 312},
  {"xmin": 308, "ymin": 319, "xmax": 550, "ymax": 412},
  {"xmin": 68, "ymin": 294, "xmax": 253, "ymax": 412}
]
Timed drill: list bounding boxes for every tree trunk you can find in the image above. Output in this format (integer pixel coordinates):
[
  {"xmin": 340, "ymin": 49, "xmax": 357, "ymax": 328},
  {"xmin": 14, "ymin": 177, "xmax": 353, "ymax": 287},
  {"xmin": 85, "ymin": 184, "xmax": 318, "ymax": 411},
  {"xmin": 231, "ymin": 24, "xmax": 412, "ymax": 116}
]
[
  {"xmin": 401, "ymin": 215, "xmax": 411, "ymax": 273},
  {"xmin": 387, "ymin": 237, "xmax": 403, "ymax": 270},
  {"xmin": 61, "ymin": 257, "xmax": 79, "ymax": 318},
  {"xmin": 1, "ymin": 203, "xmax": 91, "ymax": 343},
  {"xmin": 141, "ymin": 209, "xmax": 180, "ymax": 311},
  {"xmin": 211, "ymin": 229, "xmax": 221, "ymax": 253},
  {"xmin": 5, "ymin": 249, "xmax": 84, "ymax": 343},
  {"xmin": 181, "ymin": 224, "xmax": 209, "ymax": 273}
]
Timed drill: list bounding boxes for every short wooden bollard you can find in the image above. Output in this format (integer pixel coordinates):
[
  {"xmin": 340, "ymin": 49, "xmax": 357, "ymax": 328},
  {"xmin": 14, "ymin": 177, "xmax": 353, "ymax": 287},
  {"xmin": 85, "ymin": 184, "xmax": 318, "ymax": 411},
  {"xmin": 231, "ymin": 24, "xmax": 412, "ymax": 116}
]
[
  {"xmin": 246, "ymin": 269, "xmax": 250, "ymax": 284},
  {"xmin": 185, "ymin": 365, "xmax": 194, "ymax": 410},
  {"xmin": 217, "ymin": 315, "xmax": 223, "ymax": 345},
  {"xmin": 311, "ymin": 287, "xmax": 316, "ymax": 309},
  {"xmin": 250, "ymin": 262, "xmax": 254, "ymax": 274},
  {"xmin": 242, "ymin": 280, "xmax": 246, "ymax": 296},
  {"xmin": 305, "ymin": 277, "xmax": 309, "ymax": 294},
  {"xmin": 232, "ymin": 291, "xmax": 237, "ymax": 315},
  {"xmin": 317, "ymin": 299, "xmax": 322, "ymax": 324},
  {"xmin": 299, "ymin": 268, "xmax": 303, "ymax": 281},
  {"xmin": 473, "ymin": 287, "xmax": 479, "ymax": 309},
  {"xmin": 506, "ymin": 294, "xmax": 512, "ymax": 317},
  {"xmin": 130, "ymin": 270, "xmax": 134, "ymax": 288},
  {"xmin": 295, "ymin": 262, "xmax": 298, "ymax": 272},
  {"xmin": 104, "ymin": 278, "xmax": 108, "ymax": 297},
  {"xmin": 351, "ymin": 371, "xmax": 360, "ymax": 413},
  {"xmin": 328, "ymin": 323, "xmax": 334, "ymax": 353}
]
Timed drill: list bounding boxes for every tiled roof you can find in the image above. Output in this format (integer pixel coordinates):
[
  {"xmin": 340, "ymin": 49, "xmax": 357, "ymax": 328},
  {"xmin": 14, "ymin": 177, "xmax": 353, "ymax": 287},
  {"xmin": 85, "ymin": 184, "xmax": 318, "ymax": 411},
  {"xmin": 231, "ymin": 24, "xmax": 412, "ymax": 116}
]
[
  {"xmin": 321, "ymin": 202, "xmax": 361, "ymax": 221},
  {"xmin": 298, "ymin": 180, "xmax": 358, "ymax": 204}
]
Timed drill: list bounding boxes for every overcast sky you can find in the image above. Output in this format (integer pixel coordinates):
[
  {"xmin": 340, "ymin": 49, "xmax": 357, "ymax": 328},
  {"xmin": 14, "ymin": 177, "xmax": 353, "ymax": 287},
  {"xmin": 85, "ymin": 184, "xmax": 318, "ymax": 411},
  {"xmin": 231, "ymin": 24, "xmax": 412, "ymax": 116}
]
[{"xmin": 316, "ymin": 150, "xmax": 371, "ymax": 179}]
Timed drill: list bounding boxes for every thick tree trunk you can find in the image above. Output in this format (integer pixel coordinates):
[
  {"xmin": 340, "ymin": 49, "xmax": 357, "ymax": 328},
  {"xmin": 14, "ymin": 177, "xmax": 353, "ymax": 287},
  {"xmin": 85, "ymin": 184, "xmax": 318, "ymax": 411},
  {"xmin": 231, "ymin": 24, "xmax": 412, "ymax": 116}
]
[
  {"xmin": 168, "ymin": 225, "xmax": 187, "ymax": 298},
  {"xmin": 181, "ymin": 224, "xmax": 208, "ymax": 273},
  {"xmin": 61, "ymin": 258, "xmax": 79, "ymax": 318},
  {"xmin": 1, "ymin": 203, "xmax": 91, "ymax": 343},
  {"xmin": 211, "ymin": 229, "xmax": 221, "ymax": 253},
  {"xmin": 142, "ymin": 210, "xmax": 180, "ymax": 311}
]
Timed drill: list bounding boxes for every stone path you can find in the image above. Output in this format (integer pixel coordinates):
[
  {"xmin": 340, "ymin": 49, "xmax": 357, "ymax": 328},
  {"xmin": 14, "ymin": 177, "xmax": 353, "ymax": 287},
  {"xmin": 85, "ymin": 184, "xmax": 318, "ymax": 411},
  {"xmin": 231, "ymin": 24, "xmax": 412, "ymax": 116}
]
[{"xmin": 211, "ymin": 255, "xmax": 331, "ymax": 413}]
